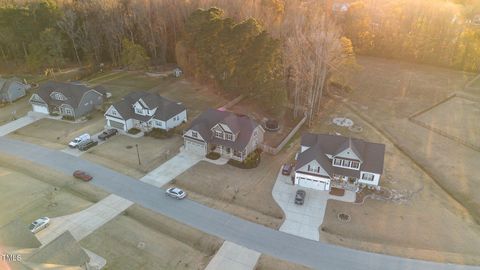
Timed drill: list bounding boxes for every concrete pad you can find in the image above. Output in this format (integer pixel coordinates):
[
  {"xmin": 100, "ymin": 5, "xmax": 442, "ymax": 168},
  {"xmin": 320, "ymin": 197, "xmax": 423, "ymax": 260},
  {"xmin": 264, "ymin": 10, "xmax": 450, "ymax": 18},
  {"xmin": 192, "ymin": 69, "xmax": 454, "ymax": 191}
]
[
  {"xmin": 0, "ymin": 111, "xmax": 46, "ymax": 137},
  {"xmin": 84, "ymin": 248, "xmax": 107, "ymax": 270},
  {"xmin": 272, "ymin": 169, "xmax": 356, "ymax": 241},
  {"xmin": 61, "ymin": 131, "xmax": 109, "ymax": 157},
  {"xmin": 205, "ymin": 241, "xmax": 261, "ymax": 270}
]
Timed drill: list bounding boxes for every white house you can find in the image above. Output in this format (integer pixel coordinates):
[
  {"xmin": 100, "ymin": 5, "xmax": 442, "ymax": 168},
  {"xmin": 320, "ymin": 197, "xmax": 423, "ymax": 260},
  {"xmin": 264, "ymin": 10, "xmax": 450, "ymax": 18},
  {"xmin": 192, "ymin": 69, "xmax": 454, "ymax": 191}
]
[
  {"xmin": 183, "ymin": 108, "xmax": 264, "ymax": 161},
  {"xmin": 104, "ymin": 92, "xmax": 186, "ymax": 132},
  {"xmin": 294, "ymin": 133, "xmax": 385, "ymax": 191}
]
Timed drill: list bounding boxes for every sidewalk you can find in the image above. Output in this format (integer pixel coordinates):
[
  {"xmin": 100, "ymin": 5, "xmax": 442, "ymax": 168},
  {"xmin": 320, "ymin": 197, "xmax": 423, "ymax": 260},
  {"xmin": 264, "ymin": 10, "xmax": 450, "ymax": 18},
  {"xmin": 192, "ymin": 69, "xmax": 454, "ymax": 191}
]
[{"xmin": 205, "ymin": 241, "xmax": 260, "ymax": 270}]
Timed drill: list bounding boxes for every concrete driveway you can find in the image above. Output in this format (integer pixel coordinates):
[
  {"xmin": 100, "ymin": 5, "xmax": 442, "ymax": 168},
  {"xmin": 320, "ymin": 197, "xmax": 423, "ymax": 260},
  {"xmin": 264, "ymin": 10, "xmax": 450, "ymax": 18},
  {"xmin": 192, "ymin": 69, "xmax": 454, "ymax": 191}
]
[
  {"xmin": 273, "ymin": 170, "xmax": 356, "ymax": 241},
  {"xmin": 0, "ymin": 111, "xmax": 46, "ymax": 137},
  {"xmin": 60, "ymin": 130, "xmax": 110, "ymax": 157}
]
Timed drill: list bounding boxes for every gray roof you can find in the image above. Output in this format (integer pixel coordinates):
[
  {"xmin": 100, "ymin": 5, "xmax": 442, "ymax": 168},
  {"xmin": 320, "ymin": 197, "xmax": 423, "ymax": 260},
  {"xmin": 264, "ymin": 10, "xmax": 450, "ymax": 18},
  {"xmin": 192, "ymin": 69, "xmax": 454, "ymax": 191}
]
[
  {"xmin": 26, "ymin": 231, "xmax": 89, "ymax": 267},
  {"xmin": 111, "ymin": 91, "xmax": 186, "ymax": 122},
  {"xmin": 0, "ymin": 77, "xmax": 28, "ymax": 94},
  {"xmin": 0, "ymin": 220, "xmax": 41, "ymax": 249},
  {"xmin": 35, "ymin": 81, "xmax": 103, "ymax": 109},
  {"xmin": 186, "ymin": 108, "xmax": 260, "ymax": 151},
  {"xmin": 296, "ymin": 133, "xmax": 385, "ymax": 176}
]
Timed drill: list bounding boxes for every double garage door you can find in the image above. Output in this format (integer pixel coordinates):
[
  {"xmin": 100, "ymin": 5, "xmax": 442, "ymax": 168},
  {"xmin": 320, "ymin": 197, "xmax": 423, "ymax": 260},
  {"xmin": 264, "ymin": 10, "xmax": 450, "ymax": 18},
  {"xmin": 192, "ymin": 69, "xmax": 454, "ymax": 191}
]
[
  {"xmin": 297, "ymin": 177, "xmax": 329, "ymax": 191},
  {"xmin": 185, "ymin": 140, "xmax": 206, "ymax": 156},
  {"xmin": 108, "ymin": 120, "xmax": 125, "ymax": 131}
]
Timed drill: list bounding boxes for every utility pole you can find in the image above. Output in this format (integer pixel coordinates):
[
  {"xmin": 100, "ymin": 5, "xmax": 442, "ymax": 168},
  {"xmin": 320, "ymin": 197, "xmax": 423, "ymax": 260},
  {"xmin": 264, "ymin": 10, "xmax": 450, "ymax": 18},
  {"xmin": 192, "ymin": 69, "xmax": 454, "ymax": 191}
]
[{"xmin": 135, "ymin": 144, "xmax": 141, "ymax": 166}]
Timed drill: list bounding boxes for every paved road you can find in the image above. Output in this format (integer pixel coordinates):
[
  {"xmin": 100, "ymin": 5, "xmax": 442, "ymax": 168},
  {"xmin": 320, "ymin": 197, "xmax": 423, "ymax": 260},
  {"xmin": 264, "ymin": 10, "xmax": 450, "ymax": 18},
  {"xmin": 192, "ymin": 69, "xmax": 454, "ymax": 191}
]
[{"xmin": 0, "ymin": 137, "xmax": 478, "ymax": 270}]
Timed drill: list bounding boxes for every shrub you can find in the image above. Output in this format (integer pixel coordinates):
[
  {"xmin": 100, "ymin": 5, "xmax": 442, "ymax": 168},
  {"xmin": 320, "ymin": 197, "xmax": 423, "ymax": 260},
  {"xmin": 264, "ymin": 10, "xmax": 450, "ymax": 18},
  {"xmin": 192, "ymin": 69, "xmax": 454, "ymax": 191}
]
[
  {"xmin": 62, "ymin": 115, "xmax": 75, "ymax": 121},
  {"xmin": 227, "ymin": 148, "xmax": 261, "ymax": 169},
  {"xmin": 128, "ymin": 128, "xmax": 141, "ymax": 135},
  {"xmin": 145, "ymin": 128, "xmax": 175, "ymax": 139},
  {"xmin": 206, "ymin": 152, "xmax": 221, "ymax": 160},
  {"xmin": 49, "ymin": 111, "xmax": 59, "ymax": 116}
]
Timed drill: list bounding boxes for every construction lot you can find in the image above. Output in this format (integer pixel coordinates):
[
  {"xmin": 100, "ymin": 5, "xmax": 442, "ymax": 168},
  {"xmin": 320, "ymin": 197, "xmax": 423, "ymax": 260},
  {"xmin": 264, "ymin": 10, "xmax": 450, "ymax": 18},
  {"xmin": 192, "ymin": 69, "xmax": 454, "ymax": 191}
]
[{"xmin": 315, "ymin": 56, "xmax": 480, "ymax": 264}]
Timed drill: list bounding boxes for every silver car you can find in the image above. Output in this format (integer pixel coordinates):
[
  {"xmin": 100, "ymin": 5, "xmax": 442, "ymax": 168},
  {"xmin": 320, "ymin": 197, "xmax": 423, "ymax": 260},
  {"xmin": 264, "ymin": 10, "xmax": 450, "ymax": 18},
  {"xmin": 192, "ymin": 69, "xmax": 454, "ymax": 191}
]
[
  {"xmin": 165, "ymin": 187, "xmax": 187, "ymax": 200},
  {"xmin": 29, "ymin": 217, "xmax": 50, "ymax": 233}
]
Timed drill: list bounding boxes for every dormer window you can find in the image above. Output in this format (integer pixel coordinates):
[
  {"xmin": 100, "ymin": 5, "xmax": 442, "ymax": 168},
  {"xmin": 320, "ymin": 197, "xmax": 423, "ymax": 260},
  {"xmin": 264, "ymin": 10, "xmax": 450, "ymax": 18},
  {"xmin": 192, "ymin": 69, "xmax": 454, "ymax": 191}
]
[
  {"xmin": 192, "ymin": 131, "xmax": 198, "ymax": 138},
  {"xmin": 226, "ymin": 133, "xmax": 233, "ymax": 141},
  {"xmin": 351, "ymin": 161, "xmax": 360, "ymax": 169},
  {"xmin": 135, "ymin": 107, "xmax": 143, "ymax": 114},
  {"xmin": 50, "ymin": 91, "xmax": 67, "ymax": 101},
  {"xmin": 333, "ymin": 158, "xmax": 342, "ymax": 166},
  {"xmin": 215, "ymin": 130, "xmax": 223, "ymax": 138}
]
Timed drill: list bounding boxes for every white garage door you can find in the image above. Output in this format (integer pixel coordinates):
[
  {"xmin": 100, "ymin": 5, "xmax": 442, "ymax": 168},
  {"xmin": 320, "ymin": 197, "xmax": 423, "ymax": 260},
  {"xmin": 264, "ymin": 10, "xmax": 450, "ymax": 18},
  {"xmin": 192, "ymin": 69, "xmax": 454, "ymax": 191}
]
[
  {"xmin": 298, "ymin": 177, "xmax": 327, "ymax": 191},
  {"xmin": 32, "ymin": 104, "xmax": 48, "ymax": 114},
  {"xmin": 108, "ymin": 120, "xmax": 125, "ymax": 130},
  {"xmin": 185, "ymin": 140, "xmax": 206, "ymax": 156}
]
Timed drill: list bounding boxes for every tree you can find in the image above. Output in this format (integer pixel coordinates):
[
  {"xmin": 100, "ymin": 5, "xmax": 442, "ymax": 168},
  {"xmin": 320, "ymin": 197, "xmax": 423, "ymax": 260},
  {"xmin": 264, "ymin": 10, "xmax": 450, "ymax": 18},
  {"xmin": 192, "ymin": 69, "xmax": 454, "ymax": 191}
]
[
  {"xmin": 27, "ymin": 28, "xmax": 65, "ymax": 71},
  {"xmin": 120, "ymin": 38, "xmax": 150, "ymax": 70}
]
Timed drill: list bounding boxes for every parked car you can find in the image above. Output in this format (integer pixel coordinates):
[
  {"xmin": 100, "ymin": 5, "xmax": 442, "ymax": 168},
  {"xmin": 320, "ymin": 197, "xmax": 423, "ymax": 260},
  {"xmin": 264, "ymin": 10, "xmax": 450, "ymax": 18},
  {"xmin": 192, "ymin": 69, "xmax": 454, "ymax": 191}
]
[
  {"xmin": 98, "ymin": 129, "xmax": 118, "ymax": 140},
  {"xmin": 77, "ymin": 139, "xmax": 98, "ymax": 151},
  {"xmin": 68, "ymin": 133, "xmax": 90, "ymax": 148},
  {"xmin": 73, "ymin": 170, "xmax": 93, "ymax": 181},
  {"xmin": 295, "ymin": 190, "xmax": 306, "ymax": 205},
  {"xmin": 165, "ymin": 187, "xmax": 187, "ymax": 200},
  {"xmin": 29, "ymin": 217, "xmax": 50, "ymax": 234},
  {"xmin": 282, "ymin": 163, "xmax": 293, "ymax": 175}
]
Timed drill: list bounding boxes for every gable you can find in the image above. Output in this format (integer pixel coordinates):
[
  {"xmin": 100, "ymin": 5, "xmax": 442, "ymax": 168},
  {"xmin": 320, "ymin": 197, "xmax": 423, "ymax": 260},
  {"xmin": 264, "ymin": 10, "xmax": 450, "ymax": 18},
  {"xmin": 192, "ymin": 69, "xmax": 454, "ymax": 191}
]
[
  {"xmin": 299, "ymin": 160, "xmax": 330, "ymax": 177},
  {"xmin": 30, "ymin": 94, "xmax": 46, "ymax": 104},
  {"xmin": 105, "ymin": 105, "xmax": 124, "ymax": 119},
  {"xmin": 218, "ymin": 123, "xmax": 233, "ymax": 133},
  {"xmin": 335, "ymin": 147, "xmax": 361, "ymax": 161},
  {"xmin": 78, "ymin": 90, "xmax": 103, "ymax": 107}
]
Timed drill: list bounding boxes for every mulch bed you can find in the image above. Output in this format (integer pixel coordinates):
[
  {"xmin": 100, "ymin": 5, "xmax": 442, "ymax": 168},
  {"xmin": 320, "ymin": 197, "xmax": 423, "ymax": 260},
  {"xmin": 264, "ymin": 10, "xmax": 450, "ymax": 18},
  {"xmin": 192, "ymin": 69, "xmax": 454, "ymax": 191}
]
[{"xmin": 329, "ymin": 187, "xmax": 345, "ymax": 197}]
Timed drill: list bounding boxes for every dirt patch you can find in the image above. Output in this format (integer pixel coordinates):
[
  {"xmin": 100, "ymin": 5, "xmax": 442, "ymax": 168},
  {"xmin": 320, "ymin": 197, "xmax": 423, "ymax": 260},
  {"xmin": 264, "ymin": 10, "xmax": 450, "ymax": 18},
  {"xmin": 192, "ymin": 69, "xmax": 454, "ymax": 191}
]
[
  {"xmin": 81, "ymin": 204, "xmax": 222, "ymax": 270},
  {"xmin": 329, "ymin": 187, "xmax": 345, "ymax": 197},
  {"xmin": 173, "ymin": 149, "xmax": 298, "ymax": 229},
  {"xmin": 255, "ymin": 255, "xmax": 311, "ymax": 270}
]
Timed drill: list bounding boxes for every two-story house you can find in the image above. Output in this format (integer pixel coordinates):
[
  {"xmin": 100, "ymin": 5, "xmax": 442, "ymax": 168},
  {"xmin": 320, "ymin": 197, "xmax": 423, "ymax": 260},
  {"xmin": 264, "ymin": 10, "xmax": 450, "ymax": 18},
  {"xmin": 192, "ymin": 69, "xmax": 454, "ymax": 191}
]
[
  {"xmin": 294, "ymin": 133, "xmax": 385, "ymax": 191},
  {"xmin": 104, "ymin": 92, "xmax": 186, "ymax": 132},
  {"xmin": 183, "ymin": 108, "xmax": 264, "ymax": 161},
  {"xmin": 29, "ymin": 81, "xmax": 105, "ymax": 119}
]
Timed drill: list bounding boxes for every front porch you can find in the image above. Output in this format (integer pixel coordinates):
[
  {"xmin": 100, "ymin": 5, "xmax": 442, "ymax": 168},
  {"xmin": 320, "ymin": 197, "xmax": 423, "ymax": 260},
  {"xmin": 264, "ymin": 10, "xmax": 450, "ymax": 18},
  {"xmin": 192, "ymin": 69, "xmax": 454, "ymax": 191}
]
[
  {"xmin": 209, "ymin": 144, "xmax": 246, "ymax": 162},
  {"xmin": 331, "ymin": 175, "xmax": 359, "ymax": 192}
]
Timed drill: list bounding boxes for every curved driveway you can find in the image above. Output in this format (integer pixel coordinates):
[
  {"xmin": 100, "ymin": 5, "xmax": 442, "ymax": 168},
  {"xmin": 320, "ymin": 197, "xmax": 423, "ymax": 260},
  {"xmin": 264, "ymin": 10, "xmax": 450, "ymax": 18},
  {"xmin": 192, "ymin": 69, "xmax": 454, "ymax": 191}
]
[{"xmin": 0, "ymin": 137, "xmax": 478, "ymax": 270}]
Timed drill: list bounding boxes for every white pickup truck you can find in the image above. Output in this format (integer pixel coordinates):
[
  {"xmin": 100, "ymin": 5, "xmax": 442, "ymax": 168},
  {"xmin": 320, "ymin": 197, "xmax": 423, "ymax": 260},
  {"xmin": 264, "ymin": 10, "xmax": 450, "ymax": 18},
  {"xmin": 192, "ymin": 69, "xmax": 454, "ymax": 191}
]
[{"xmin": 68, "ymin": 133, "xmax": 91, "ymax": 148}]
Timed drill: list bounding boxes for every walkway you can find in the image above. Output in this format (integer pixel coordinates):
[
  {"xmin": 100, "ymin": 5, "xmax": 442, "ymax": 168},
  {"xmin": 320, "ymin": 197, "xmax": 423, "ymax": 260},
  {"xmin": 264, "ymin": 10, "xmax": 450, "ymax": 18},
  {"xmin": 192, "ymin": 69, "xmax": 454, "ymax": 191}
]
[
  {"xmin": 0, "ymin": 111, "xmax": 46, "ymax": 137},
  {"xmin": 272, "ymin": 170, "xmax": 356, "ymax": 241},
  {"xmin": 205, "ymin": 241, "xmax": 260, "ymax": 270}
]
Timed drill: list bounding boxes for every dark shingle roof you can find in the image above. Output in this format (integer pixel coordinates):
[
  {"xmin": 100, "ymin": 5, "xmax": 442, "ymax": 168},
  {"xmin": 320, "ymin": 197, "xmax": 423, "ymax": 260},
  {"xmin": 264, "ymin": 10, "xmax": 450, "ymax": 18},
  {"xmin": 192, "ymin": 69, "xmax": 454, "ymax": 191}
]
[
  {"xmin": 36, "ymin": 81, "xmax": 101, "ymax": 109},
  {"xmin": 111, "ymin": 91, "xmax": 186, "ymax": 122},
  {"xmin": 296, "ymin": 133, "xmax": 385, "ymax": 175},
  {"xmin": 187, "ymin": 108, "xmax": 260, "ymax": 151}
]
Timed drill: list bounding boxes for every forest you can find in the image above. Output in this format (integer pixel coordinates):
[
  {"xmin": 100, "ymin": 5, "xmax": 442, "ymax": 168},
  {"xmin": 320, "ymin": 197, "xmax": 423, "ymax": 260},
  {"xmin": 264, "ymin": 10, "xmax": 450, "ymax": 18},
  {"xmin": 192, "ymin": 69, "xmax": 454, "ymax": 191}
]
[{"xmin": 0, "ymin": 0, "xmax": 479, "ymax": 119}]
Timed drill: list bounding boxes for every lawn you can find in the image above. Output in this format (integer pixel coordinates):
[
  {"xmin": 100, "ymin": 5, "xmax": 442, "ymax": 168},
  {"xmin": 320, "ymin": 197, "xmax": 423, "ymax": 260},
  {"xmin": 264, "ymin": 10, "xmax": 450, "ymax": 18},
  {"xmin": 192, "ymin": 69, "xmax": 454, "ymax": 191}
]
[
  {"xmin": 173, "ymin": 145, "xmax": 298, "ymax": 229},
  {"xmin": 82, "ymin": 135, "xmax": 183, "ymax": 178},
  {"xmin": 0, "ymin": 165, "xmax": 93, "ymax": 228},
  {"xmin": 80, "ymin": 205, "xmax": 222, "ymax": 270},
  {"xmin": 255, "ymin": 255, "xmax": 311, "ymax": 270}
]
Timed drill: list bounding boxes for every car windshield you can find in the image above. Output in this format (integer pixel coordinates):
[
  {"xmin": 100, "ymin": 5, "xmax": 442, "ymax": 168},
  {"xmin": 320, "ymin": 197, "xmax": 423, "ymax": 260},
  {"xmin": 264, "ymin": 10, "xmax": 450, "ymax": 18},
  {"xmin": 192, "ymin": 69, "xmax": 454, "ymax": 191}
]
[{"xmin": 29, "ymin": 224, "xmax": 35, "ymax": 230}]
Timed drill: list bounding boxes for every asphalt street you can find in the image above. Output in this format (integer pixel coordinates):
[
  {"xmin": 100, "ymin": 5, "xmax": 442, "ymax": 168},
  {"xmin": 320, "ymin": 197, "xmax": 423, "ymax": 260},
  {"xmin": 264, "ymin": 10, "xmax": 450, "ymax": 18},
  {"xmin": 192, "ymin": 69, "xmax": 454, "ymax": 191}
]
[{"xmin": 0, "ymin": 137, "xmax": 478, "ymax": 270}]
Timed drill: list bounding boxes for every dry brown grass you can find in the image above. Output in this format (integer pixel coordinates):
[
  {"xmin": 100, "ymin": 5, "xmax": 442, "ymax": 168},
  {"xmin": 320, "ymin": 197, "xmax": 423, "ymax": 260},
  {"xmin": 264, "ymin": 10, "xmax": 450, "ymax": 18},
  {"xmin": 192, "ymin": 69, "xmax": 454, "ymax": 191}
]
[{"xmin": 255, "ymin": 255, "xmax": 311, "ymax": 270}]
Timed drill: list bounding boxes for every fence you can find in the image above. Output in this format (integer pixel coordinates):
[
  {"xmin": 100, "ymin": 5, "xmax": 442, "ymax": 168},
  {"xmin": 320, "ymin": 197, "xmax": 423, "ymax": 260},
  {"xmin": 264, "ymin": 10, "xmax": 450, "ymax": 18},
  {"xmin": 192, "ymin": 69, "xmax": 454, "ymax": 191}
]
[
  {"xmin": 261, "ymin": 113, "xmax": 307, "ymax": 155},
  {"xmin": 219, "ymin": 95, "xmax": 244, "ymax": 110}
]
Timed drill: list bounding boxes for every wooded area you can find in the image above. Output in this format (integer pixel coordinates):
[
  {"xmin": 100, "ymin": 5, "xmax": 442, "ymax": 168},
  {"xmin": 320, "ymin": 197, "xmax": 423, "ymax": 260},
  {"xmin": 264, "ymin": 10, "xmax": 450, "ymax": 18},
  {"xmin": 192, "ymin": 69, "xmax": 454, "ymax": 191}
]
[{"xmin": 0, "ymin": 0, "xmax": 479, "ymax": 120}]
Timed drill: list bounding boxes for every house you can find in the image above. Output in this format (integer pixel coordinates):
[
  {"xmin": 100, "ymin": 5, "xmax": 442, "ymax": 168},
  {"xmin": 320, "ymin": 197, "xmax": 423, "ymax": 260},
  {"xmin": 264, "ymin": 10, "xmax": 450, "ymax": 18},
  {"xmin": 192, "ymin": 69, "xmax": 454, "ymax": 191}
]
[
  {"xmin": 104, "ymin": 91, "xmax": 187, "ymax": 132},
  {"xmin": 332, "ymin": 2, "xmax": 350, "ymax": 13},
  {"xmin": 294, "ymin": 133, "xmax": 385, "ymax": 191},
  {"xmin": 0, "ymin": 77, "xmax": 30, "ymax": 103},
  {"xmin": 183, "ymin": 108, "xmax": 264, "ymax": 161},
  {"xmin": 29, "ymin": 81, "xmax": 105, "ymax": 119}
]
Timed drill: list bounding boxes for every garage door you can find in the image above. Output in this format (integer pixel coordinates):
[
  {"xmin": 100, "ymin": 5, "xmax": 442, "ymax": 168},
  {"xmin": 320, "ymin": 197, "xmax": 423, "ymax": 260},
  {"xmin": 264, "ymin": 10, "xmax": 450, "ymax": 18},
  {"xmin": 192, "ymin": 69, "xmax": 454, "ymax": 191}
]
[
  {"xmin": 185, "ymin": 140, "xmax": 206, "ymax": 156},
  {"xmin": 298, "ymin": 177, "xmax": 327, "ymax": 190},
  {"xmin": 32, "ymin": 104, "xmax": 49, "ymax": 114},
  {"xmin": 108, "ymin": 120, "xmax": 125, "ymax": 130}
]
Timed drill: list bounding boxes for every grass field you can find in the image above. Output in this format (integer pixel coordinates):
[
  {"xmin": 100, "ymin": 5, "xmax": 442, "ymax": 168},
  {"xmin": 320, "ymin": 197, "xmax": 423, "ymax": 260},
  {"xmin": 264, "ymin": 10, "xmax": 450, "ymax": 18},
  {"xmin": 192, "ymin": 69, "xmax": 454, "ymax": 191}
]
[{"xmin": 255, "ymin": 255, "xmax": 311, "ymax": 270}]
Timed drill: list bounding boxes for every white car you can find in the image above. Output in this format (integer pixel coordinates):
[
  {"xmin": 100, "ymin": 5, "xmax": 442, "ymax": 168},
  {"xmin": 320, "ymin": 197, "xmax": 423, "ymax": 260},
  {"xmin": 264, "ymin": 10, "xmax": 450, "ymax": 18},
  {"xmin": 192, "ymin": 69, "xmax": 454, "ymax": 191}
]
[
  {"xmin": 29, "ymin": 217, "xmax": 50, "ymax": 234},
  {"xmin": 68, "ymin": 133, "xmax": 91, "ymax": 148},
  {"xmin": 165, "ymin": 187, "xmax": 187, "ymax": 200}
]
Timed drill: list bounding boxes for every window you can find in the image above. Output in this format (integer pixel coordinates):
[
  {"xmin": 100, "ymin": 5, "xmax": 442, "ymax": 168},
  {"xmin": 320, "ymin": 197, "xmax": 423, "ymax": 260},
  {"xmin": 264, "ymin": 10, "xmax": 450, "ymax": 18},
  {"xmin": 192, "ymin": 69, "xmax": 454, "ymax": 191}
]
[
  {"xmin": 156, "ymin": 120, "xmax": 163, "ymax": 127},
  {"xmin": 342, "ymin": 160, "xmax": 351, "ymax": 167},
  {"xmin": 351, "ymin": 161, "xmax": 360, "ymax": 169},
  {"xmin": 111, "ymin": 110, "xmax": 117, "ymax": 116},
  {"xmin": 334, "ymin": 158, "xmax": 342, "ymax": 166},
  {"xmin": 215, "ymin": 130, "xmax": 223, "ymax": 138},
  {"xmin": 192, "ymin": 131, "xmax": 198, "ymax": 138},
  {"xmin": 226, "ymin": 133, "xmax": 233, "ymax": 141},
  {"xmin": 135, "ymin": 108, "xmax": 142, "ymax": 114},
  {"xmin": 362, "ymin": 173, "xmax": 375, "ymax": 181}
]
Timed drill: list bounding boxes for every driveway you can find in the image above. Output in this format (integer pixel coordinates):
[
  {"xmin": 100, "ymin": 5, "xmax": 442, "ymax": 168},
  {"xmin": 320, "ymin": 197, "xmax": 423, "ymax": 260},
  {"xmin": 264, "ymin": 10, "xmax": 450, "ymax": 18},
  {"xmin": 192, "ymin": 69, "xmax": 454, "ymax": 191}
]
[
  {"xmin": 205, "ymin": 241, "xmax": 260, "ymax": 270},
  {"xmin": 0, "ymin": 111, "xmax": 46, "ymax": 137},
  {"xmin": 273, "ymin": 170, "xmax": 356, "ymax": 241},
  {"xmin": 60, "ymin": 130, "xmax": 110, "ymax": 157},
  {"xmin": 1, "ymin": 137, "xmax": 479, "ymax": 270}
]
